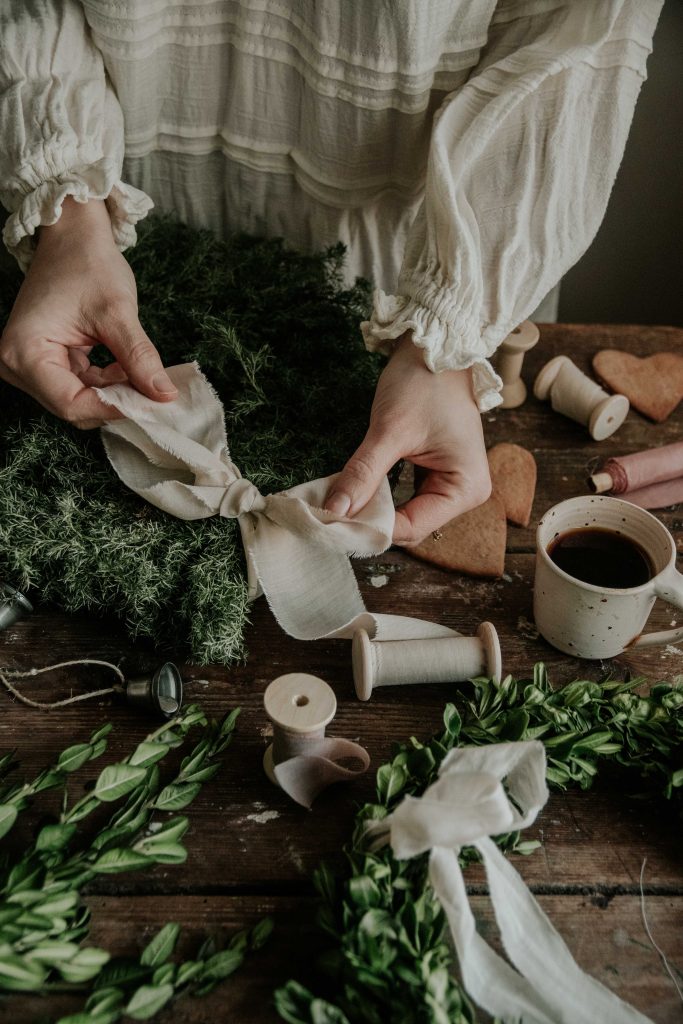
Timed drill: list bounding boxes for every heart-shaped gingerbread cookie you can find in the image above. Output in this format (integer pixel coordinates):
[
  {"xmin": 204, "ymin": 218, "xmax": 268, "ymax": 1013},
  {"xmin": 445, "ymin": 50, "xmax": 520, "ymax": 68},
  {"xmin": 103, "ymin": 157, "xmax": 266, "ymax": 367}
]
[
  {"xmin": 487, "ymin": 443, "xmax": 537, "ymax": 528},
  {"xmin": 593, "ymin": 350, "xmax": 683, "ymax": 423},
  {"xmin": 408, "ymin": 493, "xmax": 507, "ymax": 578}
]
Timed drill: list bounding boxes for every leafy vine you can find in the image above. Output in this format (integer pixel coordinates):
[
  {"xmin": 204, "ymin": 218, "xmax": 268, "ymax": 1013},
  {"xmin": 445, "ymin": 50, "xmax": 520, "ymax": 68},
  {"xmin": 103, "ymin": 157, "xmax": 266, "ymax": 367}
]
[{"xmin": 275, "ymin": 666, "xmax": 682, "ymax": 1024}]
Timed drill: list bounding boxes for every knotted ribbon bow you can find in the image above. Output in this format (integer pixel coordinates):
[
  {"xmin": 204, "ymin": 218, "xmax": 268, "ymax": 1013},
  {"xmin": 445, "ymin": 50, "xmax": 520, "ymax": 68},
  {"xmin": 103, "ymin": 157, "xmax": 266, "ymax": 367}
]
[
  {"xmin": 365, "ymin": 741, "xmax": 653, "ymax": 1024},
  {"xmin": 98, "ymin": 363, "xmax": 460, "ymax": 645}
]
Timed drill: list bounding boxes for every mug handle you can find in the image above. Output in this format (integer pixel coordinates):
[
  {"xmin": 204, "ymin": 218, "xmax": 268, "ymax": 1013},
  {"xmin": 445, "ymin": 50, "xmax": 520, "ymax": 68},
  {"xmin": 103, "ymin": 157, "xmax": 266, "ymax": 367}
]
[{"xmin": 631, "ymin": 564, "xmax": 683, "ymax": 649}]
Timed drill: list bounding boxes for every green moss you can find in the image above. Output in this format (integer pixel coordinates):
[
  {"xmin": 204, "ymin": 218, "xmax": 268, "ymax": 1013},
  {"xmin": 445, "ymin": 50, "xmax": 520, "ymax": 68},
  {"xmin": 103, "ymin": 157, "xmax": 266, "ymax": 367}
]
[{"xmin": 0, "ymin": 219, "xmax": 381, "ymax": 663}]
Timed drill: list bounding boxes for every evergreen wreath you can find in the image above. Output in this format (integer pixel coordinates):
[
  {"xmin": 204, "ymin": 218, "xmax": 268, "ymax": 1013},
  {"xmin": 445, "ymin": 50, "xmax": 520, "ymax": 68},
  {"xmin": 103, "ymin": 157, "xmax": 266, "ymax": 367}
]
[{"xmin": 0, "ymin": 219, "xmax": 381, "ymax": 664}]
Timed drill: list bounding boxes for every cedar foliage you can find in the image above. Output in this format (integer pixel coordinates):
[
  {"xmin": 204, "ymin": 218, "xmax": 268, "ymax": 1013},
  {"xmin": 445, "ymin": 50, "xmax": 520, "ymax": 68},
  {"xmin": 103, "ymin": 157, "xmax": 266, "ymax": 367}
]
[{"xmin": 0, "ymin": 219, "xmax": 380, "ymax": 663}]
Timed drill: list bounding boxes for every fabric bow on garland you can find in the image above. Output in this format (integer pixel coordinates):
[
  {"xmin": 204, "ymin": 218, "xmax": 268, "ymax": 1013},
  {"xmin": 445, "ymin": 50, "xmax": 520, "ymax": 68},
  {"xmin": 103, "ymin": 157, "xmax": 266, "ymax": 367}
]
[
  {"xmin": 98, "ymin": 362, "xmax": 462, "ymax": 803},
  {"xmin": 98, "ymin": 362, "xmax": 460, "ymax": 646},
  {"xmin": 365, "ymin": 740, "xmax": 653, "ymax": 1024}
]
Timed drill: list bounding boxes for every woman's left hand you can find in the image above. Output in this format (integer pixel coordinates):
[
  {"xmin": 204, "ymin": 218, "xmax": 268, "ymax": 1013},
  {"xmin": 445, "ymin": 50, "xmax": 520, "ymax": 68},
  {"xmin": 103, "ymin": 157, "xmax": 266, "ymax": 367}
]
[{"xmin": 324, "ymin": 332, "xmax": 491, "ymax": 545}]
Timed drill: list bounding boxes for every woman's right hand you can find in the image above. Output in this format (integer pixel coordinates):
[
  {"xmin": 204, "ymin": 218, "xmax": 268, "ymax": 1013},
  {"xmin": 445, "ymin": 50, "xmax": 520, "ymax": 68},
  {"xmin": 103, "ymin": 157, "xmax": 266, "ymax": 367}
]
[{"xmin": 0, "ymin": 196, "xmax": 177, "ymax": 428}]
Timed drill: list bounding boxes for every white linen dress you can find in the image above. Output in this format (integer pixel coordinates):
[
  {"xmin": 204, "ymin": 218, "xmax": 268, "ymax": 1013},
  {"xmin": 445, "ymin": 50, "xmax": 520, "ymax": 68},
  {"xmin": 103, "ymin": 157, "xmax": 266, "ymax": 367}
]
[{"xmin": 0, "ymin": 0, "xmax": 663, "ymax": 408}]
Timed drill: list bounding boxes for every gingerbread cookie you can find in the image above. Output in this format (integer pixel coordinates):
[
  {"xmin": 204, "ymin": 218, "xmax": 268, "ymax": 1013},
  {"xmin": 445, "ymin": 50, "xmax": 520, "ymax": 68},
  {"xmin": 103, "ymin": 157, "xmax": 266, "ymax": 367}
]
[
  {"xmin": 408, "ymin": 493, "xmax": 507, "ymax": 578},
  {"xmin": 593, "ymin": 350, "xmax": 683, "ymax": 423},
  {"xmin": 487, "ymin": 443, "xmax": 537, "ymax": 528}
]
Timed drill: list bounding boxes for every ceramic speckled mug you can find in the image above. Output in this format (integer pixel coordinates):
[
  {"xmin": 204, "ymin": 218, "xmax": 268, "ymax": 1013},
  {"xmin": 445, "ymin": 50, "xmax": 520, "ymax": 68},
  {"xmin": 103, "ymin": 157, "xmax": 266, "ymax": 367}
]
[{"xmin": 534, "ymin": 495, "xmax": 683, "ymax": 659}]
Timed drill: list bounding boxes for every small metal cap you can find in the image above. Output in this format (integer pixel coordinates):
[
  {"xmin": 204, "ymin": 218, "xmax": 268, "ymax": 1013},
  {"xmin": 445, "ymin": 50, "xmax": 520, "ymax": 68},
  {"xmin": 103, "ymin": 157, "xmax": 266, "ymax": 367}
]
[
  {"xmin": 0, "ymin": 584, "xmax": 33, "ymax": 632},
  {"xmin": 126, "ymin": 662, "xmax": 183, "ymax": 719}
]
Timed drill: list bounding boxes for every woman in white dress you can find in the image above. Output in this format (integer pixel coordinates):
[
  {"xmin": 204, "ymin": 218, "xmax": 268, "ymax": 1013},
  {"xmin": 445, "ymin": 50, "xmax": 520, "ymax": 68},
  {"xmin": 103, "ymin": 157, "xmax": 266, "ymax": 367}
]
[{"xmin": 0, "ymin": 0, "xmax": 662, "ymax": 542}]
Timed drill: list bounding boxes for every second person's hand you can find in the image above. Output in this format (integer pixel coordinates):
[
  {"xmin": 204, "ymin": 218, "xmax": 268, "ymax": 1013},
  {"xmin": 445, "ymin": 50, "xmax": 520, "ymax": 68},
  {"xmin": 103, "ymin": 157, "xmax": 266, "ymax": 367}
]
[
  {"xmin": 0, "ymin": 196, "xmax": 177, "ymax": 428},
  {"xmin": 324, "ymin": 332, "xmax": 492, "ymax": 545}
]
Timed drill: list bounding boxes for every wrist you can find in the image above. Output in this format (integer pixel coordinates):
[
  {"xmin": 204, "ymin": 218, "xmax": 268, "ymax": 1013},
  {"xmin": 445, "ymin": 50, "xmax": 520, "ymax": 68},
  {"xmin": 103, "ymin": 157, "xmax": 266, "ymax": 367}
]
[
  {"xmin": 37, "ymin": 196, "xmax": 113, "ymax": 252},
  {"xmin": 390, "ymin": 331, "xmax": 475, "ymax": 392}
]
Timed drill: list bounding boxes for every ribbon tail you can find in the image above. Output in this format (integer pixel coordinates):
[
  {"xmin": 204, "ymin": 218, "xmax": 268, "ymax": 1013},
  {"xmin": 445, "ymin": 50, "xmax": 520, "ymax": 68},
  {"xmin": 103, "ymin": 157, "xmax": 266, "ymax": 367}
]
[
  {"xmin": 246, "ymin": 523, "xmax": 463, "ymax": 641},
  {"xmin": 476, "ymin": 837, "xmax": 655, "ymax": 1024},
  {"xmin": 273, "ymin": 738, "xmax": 370, "ymax": 809},
  {"xmin": 430, "ymin": 848, "xmax": 557, "ymax": 1024},
  {"xmin": 370, "ymin": 614, "xmax": 462, "ymax": 641},
  {"xmin": 623, "ymin": 477, "xmax": 683, "ymax": 510},
  {"xmin": 246, "ymin": 523, "xmax": 373, "ymax": 640}
]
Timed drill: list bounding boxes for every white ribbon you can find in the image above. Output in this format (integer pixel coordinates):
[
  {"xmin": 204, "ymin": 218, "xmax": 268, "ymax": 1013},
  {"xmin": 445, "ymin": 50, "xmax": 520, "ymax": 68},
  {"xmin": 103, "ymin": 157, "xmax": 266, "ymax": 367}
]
[
  {"xmin": 97, "ymin": 363, "xmax": 459, "ymax": 644},
  {"xmin": 365, "ymin": 740, "xmax": 653, "ymax": 1024}
]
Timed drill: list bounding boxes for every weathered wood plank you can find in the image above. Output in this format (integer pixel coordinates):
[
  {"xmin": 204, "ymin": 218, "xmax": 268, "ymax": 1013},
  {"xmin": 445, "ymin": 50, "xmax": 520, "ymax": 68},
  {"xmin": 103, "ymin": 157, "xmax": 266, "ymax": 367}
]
[
  {"xmin": 1, "ymin": 542, "xmax": 682, "ymax": 894},
  {"xmin": 0, "ymin": 323, "xmax": 680, "ymax": 1022},
  {"xmin": 1, "ymin": 894, "xmax": 680, "ymax": 1024},
  {"xmin": 0, "ymin": 560, "xmax": 680, "ymax": 895}
]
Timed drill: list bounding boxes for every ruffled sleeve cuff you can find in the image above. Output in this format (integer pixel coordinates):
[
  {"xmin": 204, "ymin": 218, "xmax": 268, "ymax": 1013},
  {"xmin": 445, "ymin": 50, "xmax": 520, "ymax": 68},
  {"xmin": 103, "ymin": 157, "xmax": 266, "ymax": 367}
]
[
  {"xmin": 1, "ymin": 146, "xmax": 153, "ymax": 273},
  {"xmin": 361, "ymin": 286, "xmax": 506, "ymax": 413}
]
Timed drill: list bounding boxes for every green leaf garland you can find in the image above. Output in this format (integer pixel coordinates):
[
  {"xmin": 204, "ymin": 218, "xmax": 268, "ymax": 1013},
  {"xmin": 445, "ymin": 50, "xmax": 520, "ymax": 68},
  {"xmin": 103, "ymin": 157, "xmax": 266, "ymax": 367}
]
[
  {"xmin": 276, "ymin": 665, "xmax": 682, "ymax": 1023},
  {"xmin": 0, "ymin": 704, "xmax": 272, "ymax": 1022}
]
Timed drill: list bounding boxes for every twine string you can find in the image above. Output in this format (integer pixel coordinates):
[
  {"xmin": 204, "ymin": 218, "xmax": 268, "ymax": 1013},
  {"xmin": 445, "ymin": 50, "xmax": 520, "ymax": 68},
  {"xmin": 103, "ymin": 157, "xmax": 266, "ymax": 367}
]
[
  {"xmin": 639, "ymin": 858, "xmax": 683, "ymax": 1004},
  {"xmin": 373, "ymin": 636, "xmax": 485, "ymax": 689},
  {"xmin": 0, "ymin": 659, "xmax": 126, "ymax": 711},
  {"xmin": 598, "ymin": 456, "xmax": 630, "ymax": 493}
]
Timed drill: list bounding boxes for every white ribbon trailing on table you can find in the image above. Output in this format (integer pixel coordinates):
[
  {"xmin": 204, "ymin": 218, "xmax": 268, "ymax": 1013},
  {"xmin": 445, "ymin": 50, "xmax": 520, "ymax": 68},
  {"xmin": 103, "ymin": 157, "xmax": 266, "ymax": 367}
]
[
  {"xmin": 365, "ymin": 740, "xmax": 653, "ymax": 1024},
  {"xmin": 97, "ymin": 362, "xmax": 458, "ymax": 644}
]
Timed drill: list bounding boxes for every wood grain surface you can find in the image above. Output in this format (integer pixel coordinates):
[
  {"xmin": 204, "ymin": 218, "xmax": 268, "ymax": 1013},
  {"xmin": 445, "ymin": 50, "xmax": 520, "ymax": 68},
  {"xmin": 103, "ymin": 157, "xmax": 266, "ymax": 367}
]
[{"xmin": 0, "ymin": 323, "xmax": 681, "ymax": 1023}]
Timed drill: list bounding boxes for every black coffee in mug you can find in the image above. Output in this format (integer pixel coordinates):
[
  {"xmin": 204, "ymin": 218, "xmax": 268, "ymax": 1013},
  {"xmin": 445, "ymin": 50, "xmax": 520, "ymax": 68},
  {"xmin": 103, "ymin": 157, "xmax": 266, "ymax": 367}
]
[{"xmin": 547, "ymin": 527, "xmax": 655, "ymax": 589}]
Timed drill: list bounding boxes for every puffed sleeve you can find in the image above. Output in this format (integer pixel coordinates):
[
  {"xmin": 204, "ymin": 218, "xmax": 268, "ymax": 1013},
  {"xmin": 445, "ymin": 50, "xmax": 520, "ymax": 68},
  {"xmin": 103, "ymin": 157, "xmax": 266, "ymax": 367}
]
[
  {"xmin": 361, "ymin": 0, "xmax": 663, "ymax": 411},
  {"xmin": 0, "ymin": 0, "xmax": 153, "ymax": 272}
]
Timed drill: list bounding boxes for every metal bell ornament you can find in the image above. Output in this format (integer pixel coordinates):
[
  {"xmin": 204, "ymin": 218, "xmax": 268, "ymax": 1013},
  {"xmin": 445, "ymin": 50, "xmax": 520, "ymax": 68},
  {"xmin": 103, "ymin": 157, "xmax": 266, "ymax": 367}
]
[
  {"xmin": 0, "ymin": 583, "xmax": 33, "ymax": 632},
  {"xmin": 125, "ymin": 662, "xmax": 183, "ymax": 719}
]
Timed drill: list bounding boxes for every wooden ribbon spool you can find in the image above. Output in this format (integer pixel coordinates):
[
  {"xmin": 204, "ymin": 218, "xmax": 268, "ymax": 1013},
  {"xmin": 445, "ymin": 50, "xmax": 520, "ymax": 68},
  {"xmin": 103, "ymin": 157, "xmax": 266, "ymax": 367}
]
[
  {"xmin": 352, "ymin": 621, "xmax": 502, "ymax": 701},
  {"xmin": 263, "ymin": 673, "xmax": 369, "ymax": 807},
  {"xmin": 533, "ymin": 355, "xmax": 629, "ymax": 441},
  {"xmin": 263, "ymin": 673, "xmax": 336, "ymax": 783},
  {"xmin": 495, "ymin": 321, "xmax": 540, "ymax": 409}
]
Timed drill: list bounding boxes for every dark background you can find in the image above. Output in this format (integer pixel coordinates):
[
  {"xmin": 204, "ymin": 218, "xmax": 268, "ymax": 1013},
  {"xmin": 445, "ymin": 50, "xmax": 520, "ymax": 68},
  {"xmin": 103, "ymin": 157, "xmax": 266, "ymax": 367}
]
[{"xmin": 559, "ymin": 0, "xmax": 682, "ymax": 327}]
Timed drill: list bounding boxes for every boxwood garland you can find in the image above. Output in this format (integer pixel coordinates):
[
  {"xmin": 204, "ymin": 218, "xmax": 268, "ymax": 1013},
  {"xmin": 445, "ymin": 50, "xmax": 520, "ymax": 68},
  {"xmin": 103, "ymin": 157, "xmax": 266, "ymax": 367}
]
[
  {"xmin": 0, "ymin": 220, "xmax": 381, "ymax": 664},
  {"xmin": 275, "ymin": 665, "xmax": 682, "ymax": 1024}
]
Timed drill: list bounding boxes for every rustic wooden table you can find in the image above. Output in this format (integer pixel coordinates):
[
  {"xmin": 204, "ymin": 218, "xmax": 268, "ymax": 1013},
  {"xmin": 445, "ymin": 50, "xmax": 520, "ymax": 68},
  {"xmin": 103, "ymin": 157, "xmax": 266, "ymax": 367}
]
[{"xmin": 0, "ymin": 324, "xmax": 681, "ymax": 1024}]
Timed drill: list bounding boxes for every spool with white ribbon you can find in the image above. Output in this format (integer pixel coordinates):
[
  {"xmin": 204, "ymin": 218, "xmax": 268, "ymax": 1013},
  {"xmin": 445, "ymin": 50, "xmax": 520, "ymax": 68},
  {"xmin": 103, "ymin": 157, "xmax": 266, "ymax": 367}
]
[
  {"xmin": 352, "ymin": 621, "xmax": 501, "ymax": 701},
  {"xmin": 365, "ymin": 741, "xmax": 653, "ymax": 1024},
  {"xmin": 534, "ymin": 355, "xmax": 629, "ymax": 441},
  {"xmin": 97, "ymin": 364, "xmax": 501, "ymax": 649},
  {"xmin": 263, "ymin": 672, "xmax": 369, "ymax": 808}
]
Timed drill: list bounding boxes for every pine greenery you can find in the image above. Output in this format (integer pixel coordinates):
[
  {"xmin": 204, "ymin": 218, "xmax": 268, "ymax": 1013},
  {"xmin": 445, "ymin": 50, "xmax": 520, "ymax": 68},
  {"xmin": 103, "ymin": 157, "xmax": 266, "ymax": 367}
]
[{"xmin": 0, "ymin": 219, "xmax": 380, "ymax": 663}]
